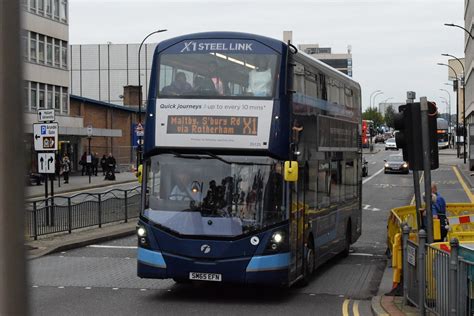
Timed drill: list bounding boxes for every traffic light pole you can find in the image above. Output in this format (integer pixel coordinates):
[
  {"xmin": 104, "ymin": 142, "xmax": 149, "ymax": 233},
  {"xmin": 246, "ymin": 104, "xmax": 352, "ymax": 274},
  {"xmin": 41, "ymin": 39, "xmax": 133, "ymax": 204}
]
[
  {"xmin": 420, "ymin": 97, "xmax": 433, "ymax": 244},
  {"xmin": 406, "ymin": 94, "xmax": 423, "ymax": 229}
]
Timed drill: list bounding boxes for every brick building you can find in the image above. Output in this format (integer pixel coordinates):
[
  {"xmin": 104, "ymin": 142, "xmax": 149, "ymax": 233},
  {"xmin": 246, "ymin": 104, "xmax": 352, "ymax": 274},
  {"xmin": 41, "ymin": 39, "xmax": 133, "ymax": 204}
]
[{"xmin": 70, "ymin": 95, "xmax": 139, "ymax": 171}]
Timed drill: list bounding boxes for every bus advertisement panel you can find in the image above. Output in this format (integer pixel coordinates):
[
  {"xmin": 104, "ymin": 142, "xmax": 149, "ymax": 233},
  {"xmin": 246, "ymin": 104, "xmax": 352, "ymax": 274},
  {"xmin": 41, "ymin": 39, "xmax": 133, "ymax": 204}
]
[{"xmin": 155, "ymin": 99, "xmax": 273, "ymax": 149}]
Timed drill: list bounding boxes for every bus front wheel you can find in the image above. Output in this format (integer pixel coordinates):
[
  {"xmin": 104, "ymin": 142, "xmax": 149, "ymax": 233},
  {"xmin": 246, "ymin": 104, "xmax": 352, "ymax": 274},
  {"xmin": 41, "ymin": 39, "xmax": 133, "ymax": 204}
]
[{"xmin": 301, "ymin": 238, "xmax": 315, "ymax": 286}]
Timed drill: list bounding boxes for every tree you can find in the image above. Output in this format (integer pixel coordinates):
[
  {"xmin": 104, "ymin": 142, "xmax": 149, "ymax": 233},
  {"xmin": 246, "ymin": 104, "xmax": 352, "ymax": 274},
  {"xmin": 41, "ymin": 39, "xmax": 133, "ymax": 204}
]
[
  {"xmin": 384, "ymin": 105, "xmax": 396, "ymax": 128},
  {"xmin": 362, "ymin": 107, "xmax": 384, "ymax": 126}
]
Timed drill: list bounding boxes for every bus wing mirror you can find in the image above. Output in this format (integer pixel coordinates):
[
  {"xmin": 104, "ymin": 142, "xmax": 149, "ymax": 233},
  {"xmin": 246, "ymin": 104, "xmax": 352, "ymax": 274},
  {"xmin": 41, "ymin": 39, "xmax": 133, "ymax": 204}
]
[
  {"xmin": 136, "ymin": 164, "xmax": 143, "ymax": 184},
  {"xmin": 284, "ymin": 161, "xmax": 298, "ymax": 182}
]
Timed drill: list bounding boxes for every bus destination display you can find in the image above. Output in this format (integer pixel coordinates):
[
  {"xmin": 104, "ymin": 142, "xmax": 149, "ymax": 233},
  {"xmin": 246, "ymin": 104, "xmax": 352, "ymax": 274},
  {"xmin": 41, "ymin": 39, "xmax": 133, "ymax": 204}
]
[{"xmin": 167, "ymin": 115, "xmax": 258, "ymax": 136}]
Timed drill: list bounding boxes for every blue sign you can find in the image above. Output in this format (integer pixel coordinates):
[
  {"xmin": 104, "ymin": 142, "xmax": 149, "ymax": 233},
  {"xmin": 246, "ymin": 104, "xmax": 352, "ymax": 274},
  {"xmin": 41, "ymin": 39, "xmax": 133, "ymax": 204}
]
[{"xmin": 41, "ymin": 125, "xmax": 47, "ymax": 135}]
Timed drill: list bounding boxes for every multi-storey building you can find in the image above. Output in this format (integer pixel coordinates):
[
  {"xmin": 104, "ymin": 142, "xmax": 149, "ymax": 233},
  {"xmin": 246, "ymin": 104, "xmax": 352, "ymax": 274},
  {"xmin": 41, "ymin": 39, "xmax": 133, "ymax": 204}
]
[{"xmin": 298, "ymin": 44, "xmax": 353, "ymax": 77}]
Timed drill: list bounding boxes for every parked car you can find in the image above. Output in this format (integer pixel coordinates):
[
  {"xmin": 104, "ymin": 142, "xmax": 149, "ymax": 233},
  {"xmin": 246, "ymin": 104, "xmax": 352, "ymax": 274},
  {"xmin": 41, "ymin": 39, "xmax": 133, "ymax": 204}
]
[
  {"xmin": 384, "ymin": 155, "xmax": 409, "ymax": 174},
  {"xmin": 362, "ymin": 157, "xmax": 368, "ymax": 177},
  {"xmin": 385, "ymin": 138, "xmax": 398, "ymax": 150},
  {"xmin": 374, "ymin": 134, "xmax": 385, "ymax": 143}
]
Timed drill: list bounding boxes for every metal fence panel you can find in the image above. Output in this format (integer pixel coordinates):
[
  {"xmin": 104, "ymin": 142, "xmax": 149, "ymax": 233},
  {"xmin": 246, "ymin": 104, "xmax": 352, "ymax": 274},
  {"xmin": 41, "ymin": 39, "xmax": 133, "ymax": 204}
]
[
  {"xmin": 425, "ymin": 245, "xmax": 450, "ymax": 315},
  {"xmin": 25, "ymin": 187, "xmax": 141, "ymax": 239},
  {"xmin": 406, "ymin": 239, "xmax": 419, "ymax": 306},
  {"xmin": 458, "ymin": 259, "xmax": 474, "ymax": 316}
]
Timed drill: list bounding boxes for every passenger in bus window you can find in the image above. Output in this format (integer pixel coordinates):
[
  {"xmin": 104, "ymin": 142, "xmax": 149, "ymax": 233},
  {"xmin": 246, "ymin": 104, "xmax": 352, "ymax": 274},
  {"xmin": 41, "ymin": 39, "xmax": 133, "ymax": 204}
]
[
  {"xmin": 248, "ymin": 57, "xmax": 272, "ymax": 96},
  {"xmin": 195, "ymin": 61, "xmax": 228, "ymax": 96},
  {"xmin": 161, "ymin": 72, "xmax": 192, "ymax": 96}
]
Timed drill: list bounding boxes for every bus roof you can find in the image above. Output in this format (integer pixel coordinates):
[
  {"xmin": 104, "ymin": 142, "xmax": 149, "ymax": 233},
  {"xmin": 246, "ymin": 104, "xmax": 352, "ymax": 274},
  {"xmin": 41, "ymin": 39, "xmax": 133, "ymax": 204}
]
[{"xmin": 155, "ymin": 31, "xmax": 286, "ymax": 55}]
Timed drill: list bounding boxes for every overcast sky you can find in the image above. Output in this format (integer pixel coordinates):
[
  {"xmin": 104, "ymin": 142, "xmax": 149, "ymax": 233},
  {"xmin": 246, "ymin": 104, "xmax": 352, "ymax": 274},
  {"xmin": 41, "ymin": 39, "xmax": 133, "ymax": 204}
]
[{"xmin": 70, "ymin": 0, "xmax": 464, "ymax": 114}]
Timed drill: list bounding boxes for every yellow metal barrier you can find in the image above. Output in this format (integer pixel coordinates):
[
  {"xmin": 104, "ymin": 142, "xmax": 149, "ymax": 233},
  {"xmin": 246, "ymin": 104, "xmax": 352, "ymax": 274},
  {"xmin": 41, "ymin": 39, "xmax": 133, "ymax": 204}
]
[{"xmin": 387, "ymin": 203, "xmax": 474, "ymax": 290}]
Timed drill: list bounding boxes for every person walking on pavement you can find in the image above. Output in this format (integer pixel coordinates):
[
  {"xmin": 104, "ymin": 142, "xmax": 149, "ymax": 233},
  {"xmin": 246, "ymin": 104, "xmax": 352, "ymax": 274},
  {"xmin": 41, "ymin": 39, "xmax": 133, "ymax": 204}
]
[
  {"xmin": 80, "ymin": 152, "xmax": 87, "ymax": 176},
  {"xmin": 100, "ymin": 154, "xmax": 107, "ymax": 176},
  {"xmin": 61, "ymin": 154, "xmax": 71, "ymax": 184},
  {"xmin": 431, "ymin": 182, "xmax": 448, "ymax": 241},
  {"xmin": 105, "ymin": 152, "xmax": 116, "ymax": 180},
  {"xmin": 93, "ymin": 152, "xmax": 99, "ymax": 176}
]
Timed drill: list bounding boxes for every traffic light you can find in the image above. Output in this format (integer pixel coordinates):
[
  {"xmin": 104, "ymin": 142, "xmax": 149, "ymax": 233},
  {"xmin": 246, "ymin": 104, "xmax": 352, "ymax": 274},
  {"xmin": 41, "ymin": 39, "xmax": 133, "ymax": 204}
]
[
  {"xmin": 393, "ymin": 102, "xmax": 438, "ymax": 171},
  {"xmin": 427, "ymin": 101, "xmax": 439, "ymax": 170}
]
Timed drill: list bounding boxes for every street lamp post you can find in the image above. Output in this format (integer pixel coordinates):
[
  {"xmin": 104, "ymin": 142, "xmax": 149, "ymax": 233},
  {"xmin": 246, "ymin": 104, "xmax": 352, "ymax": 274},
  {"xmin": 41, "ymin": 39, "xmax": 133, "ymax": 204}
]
[
  {"xmin": 87, "ymin": 125, "xmax": 93, "ymax": 184},
  {"xmin": 372, "ymin": 91, "xmax": 384, "ymax": 110},
  {"xmin": 137, "ymin": 29, "xmax": 167, "ymax": 169},
  {"xmin": 369, "ymin": 90, "xmax": 381, "ymax": 108},
  {"xmin": 440, "ymin": 88, "xmax": 452, "ymax": 135},
  {"xmin": 444, "ymin": 23, "xmax": 474, "ymax": 39},
  {"xmin": 442, "ymin": 54, "xmax": 466, "ymax": 163},
  {"xmin": 438, "ymin": 62, "xmax": 461, "ymax": 158}
]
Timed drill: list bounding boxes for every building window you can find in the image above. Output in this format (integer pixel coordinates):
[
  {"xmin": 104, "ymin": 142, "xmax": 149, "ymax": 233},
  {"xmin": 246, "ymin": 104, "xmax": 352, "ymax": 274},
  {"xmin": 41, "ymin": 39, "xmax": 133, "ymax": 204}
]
[
  {"xmin": 30, "ymin": 0, "xmax": 36, "ymax": 12},
  {"xmin": 47, "ymin": 85, "xmax": 53, "ymax": 109},
  {"xmin": 60, "ymin": 0, "xmax": 67, "ymax": 22},
  {"xmin": 38, "ymin": 0, "xmax": 44, "ymax": 13},
  {"xmin": 30, "ymin": 32, "xmax": 37, "ymax": 63},
  {"xmin": 39, "ymin": 84, "xmax": 45, "ymax": 109},
  {"xmin": 38, "ymin": 35, "xmax": 45, "ymax": 64},
  {"xmin": 24, "ymin": 82, "xmax": 29, "ymax": 110},
  {"xmin": 54, "ymin": 86, "xmax": 60, "ymax": 111},
  {"xmin": 62, "ymin": 87, "xmax": 68, "ymax": 114},
  {"xmin": 30, "ymin": 82, "xmax": 37, "ymax": 110},
  {"xmin": 53, "ymin": 0, "xmax": 59, "ymax": 19},
  {"xmin": 22, "ymin": 31, "xmax": 28, "ymax": 61},
  {"xmin": 46, "ymin": 37, "xmax": 53, "ymax": 65},
  {"xmin": 46, "ymin": 0, "xmax": 52, "ymax": 17},
  {"xmin": 61, "ymin": 41, "xmax": 67, "ymax": 68},
  {"xmin": 54, "ymin": 39, "xmax": 60, "ymax": 67}
]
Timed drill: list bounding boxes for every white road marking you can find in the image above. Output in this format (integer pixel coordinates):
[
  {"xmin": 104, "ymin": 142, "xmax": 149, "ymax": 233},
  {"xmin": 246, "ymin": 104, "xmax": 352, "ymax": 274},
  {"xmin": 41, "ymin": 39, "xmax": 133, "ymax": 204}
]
[
  {"xmin": 349, "ymin": 253, "xmax": 384, "ymax": 257},
  {"xmin": 140, "ymin": 289, "xmax": 147, "ymax": 292},
  {"xmin": 363, "ymin": 205, "xmax": 371, "ymax": 210},
  {"xmin": 372, "ymin": 208, "xmax": 380, "ymax": 212},
  {"xmin": 112, "ymin": 288, "xmax": 119, "ymax": 291},
  {"xmin": 87, "ymin": 245, "xmax": 137, "ymax": 249},
  {"xmin": 85, "ymin": 287, "xmax": 91, "ymax": 290},
  {"xmin": 362, "ymin": 168, "xmax": 384, "ymax": 184},
  {"xmin": 32, "ymin": 285, "xmax": 39, "ymax": 288},
  {"xmin": 58, "ymin": 286, "xmax": 65, "ymax": 289}
]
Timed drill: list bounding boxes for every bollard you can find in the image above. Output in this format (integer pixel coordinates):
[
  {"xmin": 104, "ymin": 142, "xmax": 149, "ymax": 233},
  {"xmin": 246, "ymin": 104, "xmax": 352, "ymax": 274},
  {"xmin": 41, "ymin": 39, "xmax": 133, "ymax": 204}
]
[
  {"xmin": 402, "ymin": 224, "xmax": 410, "ymax": 305},
  {"xmin": 418, "ymin": 229, "xmax": 426, "ymax": 315},
  {"xmin": 448, "ymin": 238, "xmax": 459, "ymax": 316}
]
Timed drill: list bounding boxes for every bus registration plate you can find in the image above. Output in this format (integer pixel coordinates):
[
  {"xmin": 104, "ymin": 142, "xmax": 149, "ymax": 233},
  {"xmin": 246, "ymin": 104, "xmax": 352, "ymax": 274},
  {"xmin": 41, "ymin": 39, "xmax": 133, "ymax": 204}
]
[{"xmin": 189, "ymin": 272, "xmax": 222, "ymax": 282}]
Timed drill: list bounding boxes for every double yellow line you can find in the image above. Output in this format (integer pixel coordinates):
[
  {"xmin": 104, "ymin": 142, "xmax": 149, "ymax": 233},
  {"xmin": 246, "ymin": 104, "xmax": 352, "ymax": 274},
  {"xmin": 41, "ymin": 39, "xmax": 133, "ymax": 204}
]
[
  {"xmin": 410, "ymin": 166, "xmax": 474, "ymax": 204},
  {"xmin": 342, "ymin": 299, "xmax": 360, "ymax": 316}
]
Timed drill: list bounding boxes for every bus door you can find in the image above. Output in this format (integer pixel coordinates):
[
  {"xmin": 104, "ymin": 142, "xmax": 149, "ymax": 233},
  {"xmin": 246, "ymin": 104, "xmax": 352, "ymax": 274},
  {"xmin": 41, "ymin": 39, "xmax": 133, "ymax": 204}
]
[{"xmin": 289, "ymin": 162, "xmax": 306, "ymax": 281}]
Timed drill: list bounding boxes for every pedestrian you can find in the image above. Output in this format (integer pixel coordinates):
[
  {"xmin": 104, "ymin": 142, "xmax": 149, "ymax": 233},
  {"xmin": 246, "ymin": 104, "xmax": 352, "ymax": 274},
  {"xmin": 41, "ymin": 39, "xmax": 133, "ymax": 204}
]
[
  {"xmin": 61, "ymin": 154, "xmax": 71, "ymax": 184},
  {"xmin": 105, "ymin": 152, "xmax": 116, "ymax": 180},
  {"xmin": 93, "ymin": 152, "xmax": 99, "ymax": 176},
  {"xmin": 80, "ymin": 152, "xmax": 87, "ymax": 176},
  {"xmin": 431, "ymin": 183, "xmax": 448, "ymax": 241},
  {"xmin": 100, "ymin": 154, "xmax": 107, "ymax": 176}
]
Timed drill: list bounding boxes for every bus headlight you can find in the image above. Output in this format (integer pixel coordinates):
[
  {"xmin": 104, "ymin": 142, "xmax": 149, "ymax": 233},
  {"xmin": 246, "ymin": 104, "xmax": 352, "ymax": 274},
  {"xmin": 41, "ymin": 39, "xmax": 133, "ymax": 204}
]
[
  {"xmin": 137, "ymin": 226, "xmax": 147, "ymax": 237},
  {"xmin": 384, "ymin": 163, "xmax": 389, "ymax": 168},
  {"xmin": 264, "ymin": 230, "xmax": 289, "ymax": 254},
  {"xmin": 272, "ymin": 232, "xmax": 283, "ymax": 243},
  {"xmin": 402, "ymin": 163, "xmax": 408, "ymax": 168}
]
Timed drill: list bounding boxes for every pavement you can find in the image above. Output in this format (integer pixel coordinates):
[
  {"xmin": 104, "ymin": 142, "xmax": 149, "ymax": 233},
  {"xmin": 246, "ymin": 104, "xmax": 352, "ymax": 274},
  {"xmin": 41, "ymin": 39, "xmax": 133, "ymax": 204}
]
[
  {"xmin": 371, "ymin": 146, "xmax": 472, "ymax": 315},
  {"xmin": 25, "ymin": 170, "xmax": 138, "ymax": 199},
  {"xmin": 25, "ymin": 170, "xmax": 139, "ymax": 259}
]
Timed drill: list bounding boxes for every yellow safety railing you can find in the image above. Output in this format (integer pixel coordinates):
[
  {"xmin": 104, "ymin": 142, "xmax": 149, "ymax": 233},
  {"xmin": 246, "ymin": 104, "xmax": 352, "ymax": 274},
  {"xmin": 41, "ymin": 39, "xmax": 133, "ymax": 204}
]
[{"xmin": 388, "ymin": 203, "xmax": 474, "ymax": 288}]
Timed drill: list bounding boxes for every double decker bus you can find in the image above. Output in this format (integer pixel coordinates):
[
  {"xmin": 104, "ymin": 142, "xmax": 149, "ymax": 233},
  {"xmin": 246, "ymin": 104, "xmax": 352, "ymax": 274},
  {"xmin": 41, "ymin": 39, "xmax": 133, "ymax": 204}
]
[
  {"xmin": 437, "ymin": 118, "xmax": 449, "ymax": 149},
  {"xmin": 137, "ymin": 32, "xmax": 362, "ymax": 286}
]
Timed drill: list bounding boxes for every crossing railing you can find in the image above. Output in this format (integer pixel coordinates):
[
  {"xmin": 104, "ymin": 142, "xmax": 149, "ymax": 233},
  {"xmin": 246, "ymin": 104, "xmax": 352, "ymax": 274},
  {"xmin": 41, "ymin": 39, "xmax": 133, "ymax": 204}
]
[
  {"xmin": 401, "ymin": 224, "xmax": 474, "ymax": 315},
  {"xmin": 25, "ymin": 187, "xmax": 141, "ymax": 240}
]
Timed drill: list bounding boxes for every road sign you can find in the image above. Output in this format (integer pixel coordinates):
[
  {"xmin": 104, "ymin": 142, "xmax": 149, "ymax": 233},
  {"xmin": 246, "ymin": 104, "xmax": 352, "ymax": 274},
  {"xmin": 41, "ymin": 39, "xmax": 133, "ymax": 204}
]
[
  {"xmin": 37, "ymin": 153, "xmax": 55, "ymax": 174},
  {"xmin": 87, "ymin": 125, "xmax": 93, "ymax": 137},
  {"xmin": 33, "ymin": 123, "xmax": 58, "ymax": 151},
  {"xmin": 136, "ymin": 123, "xmax": 144, "ymax": 137},
  {"xmin": 38, "ymin": 109, "xmax": 55, "ymax": 122}
]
